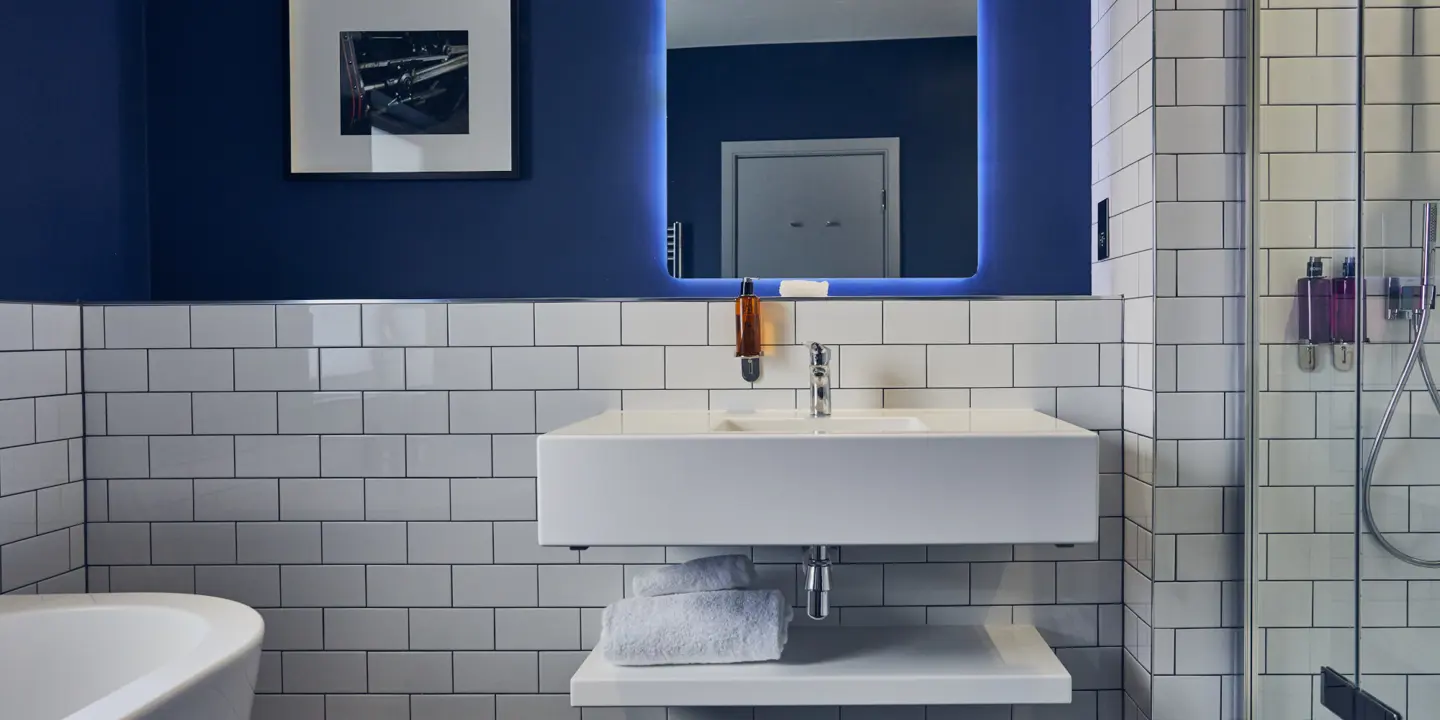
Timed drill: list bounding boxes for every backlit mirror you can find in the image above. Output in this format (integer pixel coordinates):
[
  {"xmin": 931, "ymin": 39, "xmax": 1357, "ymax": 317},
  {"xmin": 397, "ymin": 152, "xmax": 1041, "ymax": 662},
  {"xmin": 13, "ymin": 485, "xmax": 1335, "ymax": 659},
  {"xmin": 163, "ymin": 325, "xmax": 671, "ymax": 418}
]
[{"xmin": 666, "ymin": 0, "xmax": 979, "ymax": 280}]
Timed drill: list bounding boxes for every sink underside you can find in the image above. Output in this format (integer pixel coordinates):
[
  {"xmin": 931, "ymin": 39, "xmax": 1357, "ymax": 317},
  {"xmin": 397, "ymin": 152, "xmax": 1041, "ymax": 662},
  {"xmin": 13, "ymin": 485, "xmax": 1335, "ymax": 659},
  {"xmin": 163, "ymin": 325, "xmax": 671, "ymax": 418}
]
[{"xmin": 537, "ymin": 409, "xmax": 1100, "ymax": 547}]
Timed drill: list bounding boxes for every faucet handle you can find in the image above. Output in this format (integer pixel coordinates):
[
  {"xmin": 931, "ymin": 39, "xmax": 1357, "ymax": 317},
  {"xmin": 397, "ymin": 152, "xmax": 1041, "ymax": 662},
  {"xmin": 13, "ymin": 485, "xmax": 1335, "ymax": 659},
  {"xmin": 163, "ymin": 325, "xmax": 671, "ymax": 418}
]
[{"xmin": 809, "ymin": 342, "xmax": 830, "ymax": 366}]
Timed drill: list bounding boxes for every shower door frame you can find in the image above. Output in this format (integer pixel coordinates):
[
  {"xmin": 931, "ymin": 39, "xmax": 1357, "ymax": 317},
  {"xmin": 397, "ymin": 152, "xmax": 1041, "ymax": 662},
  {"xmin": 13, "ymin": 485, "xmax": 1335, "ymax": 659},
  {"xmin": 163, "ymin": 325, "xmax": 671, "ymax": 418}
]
[{"xmin": 1244, "ymin": 1, "xmax": 1375, "ymax": 717}]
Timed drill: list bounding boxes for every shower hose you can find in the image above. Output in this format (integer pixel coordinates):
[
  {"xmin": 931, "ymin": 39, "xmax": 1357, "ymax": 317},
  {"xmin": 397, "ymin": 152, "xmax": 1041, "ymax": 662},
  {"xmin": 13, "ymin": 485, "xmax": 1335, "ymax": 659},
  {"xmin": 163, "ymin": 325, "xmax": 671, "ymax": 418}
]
[{"xmin": 1361, "ymin": 203, "xmax": 1440, "ymax": 567}]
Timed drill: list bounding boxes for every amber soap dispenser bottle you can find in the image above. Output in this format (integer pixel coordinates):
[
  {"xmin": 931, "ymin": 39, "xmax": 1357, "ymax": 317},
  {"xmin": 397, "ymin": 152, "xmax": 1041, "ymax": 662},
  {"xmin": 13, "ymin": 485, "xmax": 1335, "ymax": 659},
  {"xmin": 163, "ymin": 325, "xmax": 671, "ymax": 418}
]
[{"xmin": 736, "ymin": 277, "xmax": 763, "ymax": 382}]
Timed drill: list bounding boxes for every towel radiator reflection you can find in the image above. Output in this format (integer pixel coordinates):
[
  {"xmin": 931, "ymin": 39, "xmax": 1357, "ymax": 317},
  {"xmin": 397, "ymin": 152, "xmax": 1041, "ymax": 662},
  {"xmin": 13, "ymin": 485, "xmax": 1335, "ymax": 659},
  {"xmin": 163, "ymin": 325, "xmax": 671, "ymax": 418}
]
[{"xmin": 668, "ymin": 222, "xmax": 685, "ymax": 278}]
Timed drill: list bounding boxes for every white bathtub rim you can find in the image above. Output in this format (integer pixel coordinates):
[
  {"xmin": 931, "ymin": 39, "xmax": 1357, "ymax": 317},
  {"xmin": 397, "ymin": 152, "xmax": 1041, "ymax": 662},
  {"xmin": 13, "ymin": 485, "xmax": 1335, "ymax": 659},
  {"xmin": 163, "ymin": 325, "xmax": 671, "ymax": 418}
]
[{"xmin": 0, "ymin": 592, "xmax": 264, "ymax": 720}]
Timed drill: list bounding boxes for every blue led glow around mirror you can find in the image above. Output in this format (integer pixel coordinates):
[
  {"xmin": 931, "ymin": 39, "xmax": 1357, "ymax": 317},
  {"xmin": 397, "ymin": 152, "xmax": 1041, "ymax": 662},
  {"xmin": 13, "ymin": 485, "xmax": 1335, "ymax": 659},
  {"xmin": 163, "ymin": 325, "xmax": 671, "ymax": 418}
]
[{"xmin": 652, "ymin": 0, "xmax": 1090, "ymax": 298}]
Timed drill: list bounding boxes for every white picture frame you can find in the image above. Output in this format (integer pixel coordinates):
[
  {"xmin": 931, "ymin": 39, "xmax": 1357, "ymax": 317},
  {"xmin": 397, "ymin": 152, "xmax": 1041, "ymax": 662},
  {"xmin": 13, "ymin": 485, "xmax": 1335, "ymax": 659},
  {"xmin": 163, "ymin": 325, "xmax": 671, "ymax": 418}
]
[{"xmin": 287, "ymin": 0, "xmax": 518, "ymax": 179}]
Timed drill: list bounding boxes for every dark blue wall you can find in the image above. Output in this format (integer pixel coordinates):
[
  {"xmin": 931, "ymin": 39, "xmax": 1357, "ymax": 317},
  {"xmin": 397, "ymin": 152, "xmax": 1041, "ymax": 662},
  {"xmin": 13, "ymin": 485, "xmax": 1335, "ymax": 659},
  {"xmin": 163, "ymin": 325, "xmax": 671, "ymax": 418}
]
[
  {"xmin": 142, "ymin": 0, "xmax": 1089, "ymax": 300},
  {"xmin": 146, "ymin": 0, "xmax": 664, "ymax": 300},
  {"xmin": 0, "ymin": 0, "xmax": 150, "ymax": 302},
  {"xmin": 963, "ymin": 0, "xmax": 1091, "ymax": 298},
  {"xmin": 668, "ymin": 38, "xmax": 978, "ymax": 279}
]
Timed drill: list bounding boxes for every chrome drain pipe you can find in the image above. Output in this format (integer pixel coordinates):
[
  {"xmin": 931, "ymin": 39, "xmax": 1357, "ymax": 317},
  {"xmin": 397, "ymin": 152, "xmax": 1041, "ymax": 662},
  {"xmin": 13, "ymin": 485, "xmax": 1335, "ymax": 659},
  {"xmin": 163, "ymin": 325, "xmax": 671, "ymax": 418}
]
[{"xmin": 804, "ymin": 545, "xmax": 832, "ymax": 620}]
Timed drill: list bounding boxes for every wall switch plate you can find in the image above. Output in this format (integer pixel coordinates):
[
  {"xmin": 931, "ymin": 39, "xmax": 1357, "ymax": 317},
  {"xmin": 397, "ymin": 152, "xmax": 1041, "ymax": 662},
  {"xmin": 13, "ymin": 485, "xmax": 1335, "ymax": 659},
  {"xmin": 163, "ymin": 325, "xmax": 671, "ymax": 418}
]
[{"xmin": 1096, "ymin": 199, "xmax": 1110, "ymax": 261}]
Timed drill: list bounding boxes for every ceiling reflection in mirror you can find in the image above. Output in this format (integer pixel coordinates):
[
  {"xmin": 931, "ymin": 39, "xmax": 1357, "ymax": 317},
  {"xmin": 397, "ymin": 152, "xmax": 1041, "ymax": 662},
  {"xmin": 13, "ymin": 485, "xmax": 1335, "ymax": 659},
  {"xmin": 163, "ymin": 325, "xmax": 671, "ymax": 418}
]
[{"xmin": 666, "ymin": 0, "xmax": 979, "ymax": 280}]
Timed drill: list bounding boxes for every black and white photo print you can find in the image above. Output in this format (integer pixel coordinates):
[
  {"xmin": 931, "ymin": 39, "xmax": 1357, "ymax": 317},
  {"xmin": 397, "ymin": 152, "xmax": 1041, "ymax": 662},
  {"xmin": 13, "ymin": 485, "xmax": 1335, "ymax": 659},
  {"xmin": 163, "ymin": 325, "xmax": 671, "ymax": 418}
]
[
  {"xmin": 289, "ymin": 0, "xmax": 516, "ymax": 178},
  {"xmin": 339, "ymin": 30, "xmax": 470, "ymax": 136}
]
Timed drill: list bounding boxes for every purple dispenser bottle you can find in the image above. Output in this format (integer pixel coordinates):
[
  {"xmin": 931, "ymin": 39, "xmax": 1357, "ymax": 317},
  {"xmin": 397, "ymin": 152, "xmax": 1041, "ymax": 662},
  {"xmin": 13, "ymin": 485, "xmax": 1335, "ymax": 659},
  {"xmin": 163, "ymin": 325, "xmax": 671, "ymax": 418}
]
[
  {"xmin": 1297, "ymin": 256, "xmax": 1332, "ymax": 372},
  {"xmin": 1332, "ymin": 257, "xmax": 1357, "ymax": 371}
]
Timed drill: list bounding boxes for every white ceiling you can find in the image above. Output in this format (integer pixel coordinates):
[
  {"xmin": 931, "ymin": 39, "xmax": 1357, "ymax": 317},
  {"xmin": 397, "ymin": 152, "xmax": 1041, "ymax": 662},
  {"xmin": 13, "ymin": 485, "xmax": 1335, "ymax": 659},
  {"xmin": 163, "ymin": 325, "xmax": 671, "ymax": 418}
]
[{"xmin": 666, "ymin": 0, "xmax": 980, "ymax": 49}]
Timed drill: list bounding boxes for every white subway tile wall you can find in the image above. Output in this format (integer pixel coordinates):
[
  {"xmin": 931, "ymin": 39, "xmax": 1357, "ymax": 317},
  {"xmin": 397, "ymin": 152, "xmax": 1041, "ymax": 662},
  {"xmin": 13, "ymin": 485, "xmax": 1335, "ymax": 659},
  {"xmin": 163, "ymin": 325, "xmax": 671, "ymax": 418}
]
[
  {"xmin": 84, "ymin": 299, "xmax": 1124, "ymax": 720},
  {"xmin": 0, "ymin": 303, "xmax": 86, "ymax": 595},
  {"xmin": 1093, "ymin": 1, "xmax": 1162, "ymax": 718},
  {"xmin": 1094, "ymin": 2, "xmax": 1245, "ymax": 719}
]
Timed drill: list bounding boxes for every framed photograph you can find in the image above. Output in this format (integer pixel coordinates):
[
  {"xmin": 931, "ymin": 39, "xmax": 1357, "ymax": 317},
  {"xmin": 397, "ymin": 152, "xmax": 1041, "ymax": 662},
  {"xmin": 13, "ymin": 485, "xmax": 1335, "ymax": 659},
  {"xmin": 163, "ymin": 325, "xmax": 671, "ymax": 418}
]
[{"xmin": 288, "ymin": 0, "xmax": 518, "ymax": 179}]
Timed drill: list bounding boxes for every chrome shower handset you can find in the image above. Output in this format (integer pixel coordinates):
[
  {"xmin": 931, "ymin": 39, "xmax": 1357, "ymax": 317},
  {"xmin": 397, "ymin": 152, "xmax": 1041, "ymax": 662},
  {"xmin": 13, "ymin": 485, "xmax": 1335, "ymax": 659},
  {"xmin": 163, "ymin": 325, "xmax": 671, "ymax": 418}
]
[
  {"xmin": 1362, "ymin": 198, "xmax": 1440, "ymax": 568},
  {"xmin": 1425, "ymin": 201, "xmax": 1438, "ymax": 284}
]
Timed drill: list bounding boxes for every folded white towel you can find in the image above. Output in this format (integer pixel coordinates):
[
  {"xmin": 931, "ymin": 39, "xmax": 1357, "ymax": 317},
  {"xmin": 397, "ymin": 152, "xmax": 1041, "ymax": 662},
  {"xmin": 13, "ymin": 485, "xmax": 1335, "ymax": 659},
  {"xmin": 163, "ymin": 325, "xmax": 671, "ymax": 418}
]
[
  {"xmin": 632, "ymin": 554, "xmax": 757, "ymax": 597},
  {"xmin": 779, "ymin": 280, "xmax": 830, "ymax": 297},
  {"xmin": 599, "ymin": 589, "xmax": 792, "ymax": 666}
]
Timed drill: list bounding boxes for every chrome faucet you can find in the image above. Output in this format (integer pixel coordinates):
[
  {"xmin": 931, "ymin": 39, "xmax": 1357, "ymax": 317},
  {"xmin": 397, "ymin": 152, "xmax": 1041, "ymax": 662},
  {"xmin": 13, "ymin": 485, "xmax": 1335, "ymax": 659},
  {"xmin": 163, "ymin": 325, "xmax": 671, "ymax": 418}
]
[{"xmin": 809, "ymin": 342, "xmax": 831, "ymax": 418}]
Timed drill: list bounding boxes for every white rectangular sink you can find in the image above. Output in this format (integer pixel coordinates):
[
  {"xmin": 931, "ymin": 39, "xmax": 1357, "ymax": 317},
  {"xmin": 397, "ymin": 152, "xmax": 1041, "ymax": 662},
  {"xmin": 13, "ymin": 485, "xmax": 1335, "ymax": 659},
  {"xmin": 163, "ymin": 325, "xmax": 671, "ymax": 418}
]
[{"xmin": 537, "ymin": 409, "xmax": 1098, "ymax": 547}]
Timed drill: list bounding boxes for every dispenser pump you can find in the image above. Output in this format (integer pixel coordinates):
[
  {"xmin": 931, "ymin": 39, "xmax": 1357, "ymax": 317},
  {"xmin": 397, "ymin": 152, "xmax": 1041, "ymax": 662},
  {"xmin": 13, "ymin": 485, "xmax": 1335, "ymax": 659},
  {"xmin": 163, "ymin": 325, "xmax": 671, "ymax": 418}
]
[
  {"xmin": 1332, "ymin": 256, "xmax": 1358, "ymax": 372},
  {"xmin": 1297, "ymin": 256, "xmax": 1333, "ymax": 373},
  {"xmin": 736, "ymin": 278, "xmax": 762, "ymax": 382}
]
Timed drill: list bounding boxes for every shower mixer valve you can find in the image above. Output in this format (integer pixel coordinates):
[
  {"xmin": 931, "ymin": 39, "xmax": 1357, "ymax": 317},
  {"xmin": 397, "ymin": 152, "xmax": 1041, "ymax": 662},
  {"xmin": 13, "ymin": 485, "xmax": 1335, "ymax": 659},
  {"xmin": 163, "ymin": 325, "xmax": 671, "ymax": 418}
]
[{"xmin": 1385, "ymin": 276, "xmax": 1437, "ymax": 322}]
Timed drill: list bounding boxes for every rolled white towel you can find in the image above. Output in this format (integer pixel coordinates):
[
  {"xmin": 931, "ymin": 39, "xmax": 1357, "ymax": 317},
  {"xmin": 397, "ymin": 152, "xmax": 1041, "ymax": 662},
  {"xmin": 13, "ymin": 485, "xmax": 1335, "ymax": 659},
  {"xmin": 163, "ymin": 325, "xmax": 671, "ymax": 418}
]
[
  {"xmin": 599, "ymin": 589, "xmax": 792, "ymax": 666},
  {"xmin": 779, "ymin": 280, "xmax": 830, "ymax": 297},
  {"xmin": 632, "ymin": 554, "xmax": 756, "ymax": 597}
]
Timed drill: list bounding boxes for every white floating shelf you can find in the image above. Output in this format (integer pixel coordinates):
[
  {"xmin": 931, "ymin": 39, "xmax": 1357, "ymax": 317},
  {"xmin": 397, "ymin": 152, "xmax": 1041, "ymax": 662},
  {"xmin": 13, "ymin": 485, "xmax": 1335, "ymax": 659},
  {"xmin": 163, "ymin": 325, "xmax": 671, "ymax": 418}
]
[{"xmin": 570, "ymin": 625, "xmax": 1071, "ymax": 707}]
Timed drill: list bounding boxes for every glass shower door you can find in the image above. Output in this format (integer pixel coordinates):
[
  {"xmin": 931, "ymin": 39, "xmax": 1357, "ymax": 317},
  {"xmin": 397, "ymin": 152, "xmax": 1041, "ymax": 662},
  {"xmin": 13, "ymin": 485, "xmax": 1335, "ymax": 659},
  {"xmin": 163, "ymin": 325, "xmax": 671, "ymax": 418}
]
[
  {"xmin": 1249, "ymin": 4, "xmax": 1440, "ymax": 719},
  {"xmin": 1351, "ymin": 197, "xmax": 1438, "ymax": 720},
  {"xmin": 1247, "ymin": 4, "xmax": 1364, "ymax": 719},
  {"xmin": 1352, "ymin": 3, "xmax": 1440, "ymax": 707}
]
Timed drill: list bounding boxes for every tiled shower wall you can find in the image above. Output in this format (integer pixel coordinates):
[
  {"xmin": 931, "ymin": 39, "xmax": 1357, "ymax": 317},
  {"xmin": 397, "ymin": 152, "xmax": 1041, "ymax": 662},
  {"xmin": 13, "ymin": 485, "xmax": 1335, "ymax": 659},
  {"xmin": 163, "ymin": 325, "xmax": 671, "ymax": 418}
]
[
  {"xmin": 0, "ymin": 303, "xmax": 87, "ymax": 595},
  {"xmin": 1094, "ymin": 1, "xmax": 1247, "ymax": 719},
  {"xmin": 82, "ymin": 298, "xmax": 1124, "ymax": 720},
  {"xmin": 1254, "ymin": 3, "xmax": 1440, "ymax": 718}
]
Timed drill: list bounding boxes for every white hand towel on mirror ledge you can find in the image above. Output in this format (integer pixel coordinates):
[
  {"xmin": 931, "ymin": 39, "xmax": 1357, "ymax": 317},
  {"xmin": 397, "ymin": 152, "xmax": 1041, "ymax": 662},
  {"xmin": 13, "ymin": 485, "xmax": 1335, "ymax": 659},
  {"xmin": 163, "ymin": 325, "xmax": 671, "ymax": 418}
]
[
  {"xmin": 598, "ymin": 589, "xmax": 792, "ymax": 666},
  {"xmin": 631, "ymin": 554, "xmax": 757, "ymax": 597}
]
